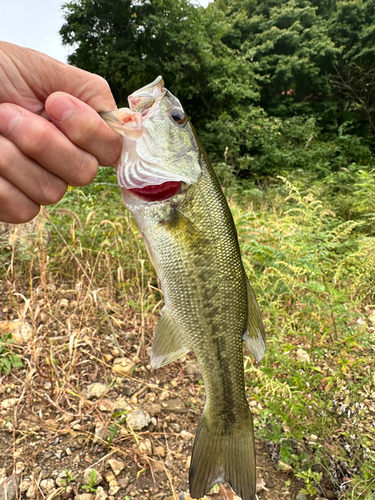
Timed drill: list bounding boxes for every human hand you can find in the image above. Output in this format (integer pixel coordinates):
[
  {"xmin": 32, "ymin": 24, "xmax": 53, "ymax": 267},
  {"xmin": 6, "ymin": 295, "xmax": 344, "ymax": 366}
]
[{"xmin": 0, "ymin": 42, "xmax": 122, "ymax": 223}]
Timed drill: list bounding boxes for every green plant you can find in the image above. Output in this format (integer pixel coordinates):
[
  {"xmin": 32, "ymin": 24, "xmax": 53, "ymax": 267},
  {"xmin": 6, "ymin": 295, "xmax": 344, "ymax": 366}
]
[
  {"xmin": 0, "ymin": 334, "xmax": 22, "ymax": 374},
  {"xmin": 295, "ymin": 469, "xmax": 322, "ymax": 496},
  {"xmin": 82, "ymin": 470, "xmax": 98, "ymax": 493}
]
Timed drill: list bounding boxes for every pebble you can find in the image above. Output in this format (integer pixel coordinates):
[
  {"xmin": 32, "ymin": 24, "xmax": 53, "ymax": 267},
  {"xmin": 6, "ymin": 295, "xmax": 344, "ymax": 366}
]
[
  {"xmin": 163, "ymin": 399, "xmax": 186, "ymax": 413},
  {"xmin": 117, "ymin": 478, "xmax": 129, "ymax": 489},
  {"xmin": 94, "ymin": 423, "xmax": 109, "ymax": 443},
  {"xmin": 112, "ymin": 358, "xmax": 136, "ymax": 376},
  {"xmin": 144, "ymin": 403, "xmax": 161, "ymax": 417},
  {"xmin": 56, "ymin": 470, "xmax": 72, "ymax": 487},
  {"xmin": 97, "ymin": 399, "xmax": 114, "ymax": 413},
  {"xmin": 0, "ymin": 475, "xmax": 19, "ymax": 500},
  {"xmin": 169, "ymin": 423, "xmax": 181, "ymax": 432},
  {"xmin": 126, "ymin": 410, "xmax": 150, "ymax": 431},
  {"xmin": 39, "ymin": 478, "xmax": 55, "ymax": 492},
  {"xmin": 26, "ymin": 483, "xmax": 36, "ymax": 499},
  {"xmin": 82, "ymin": 383, "xmax": 108, "ymax": 400},
  {"xmin": 108, "ymin": 459, "xmax": 125, "ymax": 477},
  {"xmin": 108, "ymin": 480, "xmax": 120, "ymax": 496},
  {"xmin": 296, "ymin": 493, "xmax": 308, "ymax": 500},
  {"xmin": 83, "ymin": 469, "xmax": 102, "ymax": 486},
  {"xmin": 95, "ymin": 486, "xmax": 108, "ymax": 500},
  {"xmin": 19, "ymin": 480, "xmax": 30, "ymax": 492},
  {"xmin": 154, "ymin": 445, "xmax": 166, "ymax": 458},
  {"xmin": 296, "ymin": 348, "xmax": 310, "ymax": 363},
  {"xmin": 138, "ymin": 438, "xmax": 152, "ymax": 456},
  {"xmin": 184, "ymin": 364, "xmax": 202, "ymax": 381},
  {"xmin": 0, "ymin": 399, "xmax": 18, "ymax": 410},
  {"xmin": 0, "ymin": 320, "xmax": 32, "ymax": 344},
  {"xmin": 104, "ymin": 472, "xmax": 116, "ymax": 483},
  {"xmin": 75, "ymin": 495, "xmax": 95, "ymax": 500}
]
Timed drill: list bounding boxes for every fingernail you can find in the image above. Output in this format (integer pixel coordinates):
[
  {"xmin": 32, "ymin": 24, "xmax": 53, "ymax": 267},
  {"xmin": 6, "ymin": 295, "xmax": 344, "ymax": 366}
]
[
  {"xmin": 48, "ymin": 95, "xmax": 76, "ymax": 122},
  {"xmin": 0, "ymin": 106, "xmax": 21, "ymax": 136}
]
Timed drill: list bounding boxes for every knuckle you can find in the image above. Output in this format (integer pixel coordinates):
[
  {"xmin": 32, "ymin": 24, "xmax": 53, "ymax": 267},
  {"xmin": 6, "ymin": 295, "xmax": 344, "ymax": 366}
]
[
  {"xmin": 69, "ymin": 154, "xmax": 98, "ymax": 187},
  {"xmin": 38, "ymin": 178, "xmax": 67, "ymax": 206},
  {"xmin": 23, "ymin": 120, "xmax": 50, "ymax": 158}
]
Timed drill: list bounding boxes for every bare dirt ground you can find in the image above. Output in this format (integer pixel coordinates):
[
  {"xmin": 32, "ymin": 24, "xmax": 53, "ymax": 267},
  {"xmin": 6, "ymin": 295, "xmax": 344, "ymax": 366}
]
[{"xmin": 0, "ymin": 279, "xmax": 307, "ymax": 500}]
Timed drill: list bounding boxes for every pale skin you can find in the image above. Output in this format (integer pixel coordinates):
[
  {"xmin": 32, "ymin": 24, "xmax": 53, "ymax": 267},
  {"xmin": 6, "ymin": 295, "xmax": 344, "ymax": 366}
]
[{"xmin": 0, "ymin": 41, "xmax": 122, "ymax": 223}]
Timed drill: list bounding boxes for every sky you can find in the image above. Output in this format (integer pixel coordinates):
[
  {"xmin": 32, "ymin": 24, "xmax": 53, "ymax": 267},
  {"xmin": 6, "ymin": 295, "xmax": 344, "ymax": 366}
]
[{"xmin": 1, "ymin": 0, "xmax": 212, "ymax": 64}]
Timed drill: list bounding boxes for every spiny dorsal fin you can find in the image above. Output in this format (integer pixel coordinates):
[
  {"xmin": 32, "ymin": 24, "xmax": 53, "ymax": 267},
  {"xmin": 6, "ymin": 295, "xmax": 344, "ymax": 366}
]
[
  {"xmin": 151, "ymin": 308, "xmax": 190, "ymax": 369},
  {"xmin": 242, "ymin": 278, "xmax": 266, "ymax": 362}
]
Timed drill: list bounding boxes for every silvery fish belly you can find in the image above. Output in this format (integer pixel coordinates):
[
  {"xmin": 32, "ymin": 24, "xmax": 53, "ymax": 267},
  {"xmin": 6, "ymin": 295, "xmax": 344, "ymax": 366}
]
[{"xmin": 100, "ymin": 77, "xmax": 266, "ymax": 500}]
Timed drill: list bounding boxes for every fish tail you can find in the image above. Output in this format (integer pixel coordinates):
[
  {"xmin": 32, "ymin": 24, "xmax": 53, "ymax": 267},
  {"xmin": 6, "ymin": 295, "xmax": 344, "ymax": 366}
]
[{"xmin": 189, "ymin": 411, "xmax": 256, "ymax": 500}]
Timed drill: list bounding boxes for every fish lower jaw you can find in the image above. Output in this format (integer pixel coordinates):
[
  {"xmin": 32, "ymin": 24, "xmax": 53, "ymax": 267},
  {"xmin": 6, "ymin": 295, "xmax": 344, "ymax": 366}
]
[{"xmin": 127, "ymin": 181, "xmax": 184, "ymax": 202}]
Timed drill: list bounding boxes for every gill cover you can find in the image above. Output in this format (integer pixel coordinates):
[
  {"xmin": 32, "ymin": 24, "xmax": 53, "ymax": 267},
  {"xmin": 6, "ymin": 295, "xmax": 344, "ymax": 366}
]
[{"xmin": 100, "ymin": 76, "xmax": 201, "ymax": 190}]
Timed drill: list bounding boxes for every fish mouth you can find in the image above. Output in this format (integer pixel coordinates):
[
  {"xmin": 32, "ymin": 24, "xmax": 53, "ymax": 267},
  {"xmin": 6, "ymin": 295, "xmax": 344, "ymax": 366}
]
[{"xmin": 128, "ymin": 181, "xmax": 183, "ymax": 202}]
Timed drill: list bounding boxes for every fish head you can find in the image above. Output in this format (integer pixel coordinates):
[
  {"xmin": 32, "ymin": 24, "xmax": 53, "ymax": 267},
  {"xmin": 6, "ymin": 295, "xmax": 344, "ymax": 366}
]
[{"xmin": 100, "ymin": 76, "xmax": 201, "ymax": 204}]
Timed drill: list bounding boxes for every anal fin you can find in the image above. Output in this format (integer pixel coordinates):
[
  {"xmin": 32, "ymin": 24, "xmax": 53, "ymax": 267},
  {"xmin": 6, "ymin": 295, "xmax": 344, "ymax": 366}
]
[
  {"xmin": 243, "ymin": 278, "xmax": 266, "ymax": 362},
  {"xmin": 151, "ymin": 308, "xmax": 190, "ymax": 369}
]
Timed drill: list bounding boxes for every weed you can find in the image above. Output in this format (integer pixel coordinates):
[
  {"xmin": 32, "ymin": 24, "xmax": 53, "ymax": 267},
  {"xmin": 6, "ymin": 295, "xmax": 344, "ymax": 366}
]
[
  {"xmin": 82, "ymin": 470, "xmax": 98, "ymax": 493},
  {"xmin": 0, "ymin": 334, "xmax": 22, "ymax": 374}
]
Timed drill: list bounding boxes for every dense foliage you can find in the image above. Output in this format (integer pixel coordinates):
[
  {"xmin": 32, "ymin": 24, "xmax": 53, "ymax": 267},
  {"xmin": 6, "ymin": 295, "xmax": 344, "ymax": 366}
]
[{"xmin": 61, "ymin": 0, "xmax": 375, "ymax": 177}]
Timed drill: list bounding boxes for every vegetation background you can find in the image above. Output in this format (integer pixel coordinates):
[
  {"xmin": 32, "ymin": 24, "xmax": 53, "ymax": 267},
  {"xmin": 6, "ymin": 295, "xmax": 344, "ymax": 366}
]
[{"xmin": 1, "ymin": 0, "xmax": 375, "ymax": 499}]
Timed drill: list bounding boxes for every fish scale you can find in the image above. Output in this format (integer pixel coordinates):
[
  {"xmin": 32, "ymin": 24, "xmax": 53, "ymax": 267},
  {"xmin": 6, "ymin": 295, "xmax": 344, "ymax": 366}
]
[{"xmin": 100, "ymin": 76, "xmax": 266, "ymax": 500}]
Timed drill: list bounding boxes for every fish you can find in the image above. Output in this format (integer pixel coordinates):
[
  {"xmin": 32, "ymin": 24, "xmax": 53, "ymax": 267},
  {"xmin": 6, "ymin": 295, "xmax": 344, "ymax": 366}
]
[{"xmin": 100, "ymin": 76, "xmax": 266, "ymax": 500}]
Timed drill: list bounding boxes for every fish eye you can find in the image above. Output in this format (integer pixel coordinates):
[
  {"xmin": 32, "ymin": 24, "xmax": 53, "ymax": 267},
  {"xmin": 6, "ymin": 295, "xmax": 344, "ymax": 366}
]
[{"xmin": 169, "ymin": 109, "xmax": 186, "ymax": 125}]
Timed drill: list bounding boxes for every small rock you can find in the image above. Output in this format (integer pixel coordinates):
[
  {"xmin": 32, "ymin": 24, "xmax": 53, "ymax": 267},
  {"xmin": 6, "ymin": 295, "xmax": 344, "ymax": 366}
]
[
  {"xmin": 117, "ymin": 478, "xmax": 129, "ymax": 489},
  {"xmin": 163, "ymin": 398, "xmax": 186, "ymax": 413},
  {"xmin": 0, "ymin": 475, "xmax": 19, "ymax": 500},
  {"xmin": 75, "ymin": 495, "xmax": 95, "ymax": 500},
  {"xmin": 127, "ymin": 410, "xmax": 150, "ymax": 431},
  {"xmin": 108, "ymin": 459, "xmax": 125, "ymax": 477},
  {"xmin": 278, "ymin": 461, "xmax": 293, "ymax": 472},
  {"xmin": 83, "ymin": 469, "xmax": 102, "ymax": 486},
  {"xmin": 95, "ymin": 486, "xmax": 108, "ymax": 500},
  {"xmin": 121, "ymin": 384, "xmax": 133, "ymax": 396},
  {"xmin": 82, "ymin": 383, "xmax": 108, "ymax": 400},
  {"xmin": 26, "ymin": 483, "xmax": 36, "ymax": 499},
  {"xmin": 185, "ymin": 364, "xmax": 202, "ymax": 381},
  {"xmin": 104, "ymin": 472, "xmax": 116, "ymax": 483},
  {"xmin": 97, "ymin": 399, "xmax": 114, "ymax": 413},
  {"xmin": 138, "ymin": 439, "xmax": 152, "ymax": 456},
  {"xmin": 113, "ymin": 398, "xmax": 130, "ymax": 412},
  {"xmin": 265, "ymin": 477, "xmax": 275, "ymax": 488},
  {"xmin": 108, "ymin": 480, "xmax": 120, "ymax": 496},
  {"xmin": 180, "ymin": 430, "xmax": 194, "ymax": 440},
  {"xmin": 144, "ymin": 403, "xmax": 162, "ymax": 416},
  {"xmin": 154, "ymin": 445, "xmax": 166, "ymax": 458},
  {"xmin": 103, "ymin": 354, "xmax": 113, "ymax": 363},
  {"xmin": 112, "ymin": 358, "xmax": 136, "ymax": 376},
  {"xmin": 61, "ymin": 485, "xmax": 75, "ymax": 500},
  {"xmin": 94, "ymin": 423, "xmax": 109, "ymax": 443},
  {"xmin": 296, "ymin": 348, "xmax": 310, "ymax": 363},
  {"xmin": 0, "ymin": 320, "xmax": 32, "ymax": 344},
  {"xmin": 56, "ymin": 470, "xmax": 72, "ymax": 487},
  {"xmin": 169, "ymin": 423, "xmax": 181, "ymax": 432},
  {"xmin": 256, "ymin": 477, "xmax": 267, "ymax": 493},
  {"xmin": 40, "ymin": 478, "xmax": 55, "ymax": 493},
  {"xmin": 20, "ymin": 480, "xmax": 30, "ymax": 492},
  {"xmin": 0, "ymin": 399, "xmax": 18, "ymax": 410},
  {"xmin": 325, "ymin": 490, "xmax": 336, "ymax": 500},
  {"xmin": 296, "ymin": 493, "xmax": 308, "ymax": 500}
]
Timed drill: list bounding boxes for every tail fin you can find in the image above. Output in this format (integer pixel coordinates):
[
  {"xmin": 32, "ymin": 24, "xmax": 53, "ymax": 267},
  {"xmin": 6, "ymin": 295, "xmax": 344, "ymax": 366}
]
[{"xmin": 189, "ymin": 412, "xmax": 256, "ymax": 500}]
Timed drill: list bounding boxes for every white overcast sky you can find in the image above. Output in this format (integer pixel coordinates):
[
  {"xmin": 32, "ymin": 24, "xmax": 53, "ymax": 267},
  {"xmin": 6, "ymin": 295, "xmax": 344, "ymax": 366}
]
[{"xmin": 1, "ymin": 0, "xmax": 212, "ymax": 63}]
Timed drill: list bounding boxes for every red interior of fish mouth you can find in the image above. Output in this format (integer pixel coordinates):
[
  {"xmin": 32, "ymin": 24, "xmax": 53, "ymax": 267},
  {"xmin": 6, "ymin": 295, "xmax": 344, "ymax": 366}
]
[{"xmin": 129, "ymin": 181, "xmax": 182, "ymax": 202}]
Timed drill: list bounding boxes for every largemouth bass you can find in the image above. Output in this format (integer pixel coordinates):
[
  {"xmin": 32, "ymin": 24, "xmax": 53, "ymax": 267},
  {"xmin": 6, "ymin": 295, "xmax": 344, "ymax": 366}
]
[{"xmin": 100, "ymin": 77, "xmax": 266, "ymax": 500}]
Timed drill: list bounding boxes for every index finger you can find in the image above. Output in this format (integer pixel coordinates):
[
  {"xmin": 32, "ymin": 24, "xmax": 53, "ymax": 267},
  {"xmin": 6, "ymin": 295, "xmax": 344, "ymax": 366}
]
[{"xmin": 45, "ymin": 92, "xmax": 123, "ymax": 167}]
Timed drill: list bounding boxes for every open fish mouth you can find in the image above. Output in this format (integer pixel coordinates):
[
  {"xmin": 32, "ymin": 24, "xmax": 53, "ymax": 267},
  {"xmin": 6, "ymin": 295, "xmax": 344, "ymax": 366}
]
[
  {"xmin": 128, "ymin": 180, "xmax": 183, "ymax": 202},
  {"xmin": 100, "ymin": 76, "xmax": 201, "ymax": 196}
]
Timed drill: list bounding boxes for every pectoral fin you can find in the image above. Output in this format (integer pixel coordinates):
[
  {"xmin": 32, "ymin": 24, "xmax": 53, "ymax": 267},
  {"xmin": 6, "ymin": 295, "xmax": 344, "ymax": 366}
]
[
  {"xmin": 151, "ymin": 308, "xmax": 190, "ymax": 369},
  {"xmin": 242, "ymin": 278, "xmax": 266, "ymax": 362}
]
